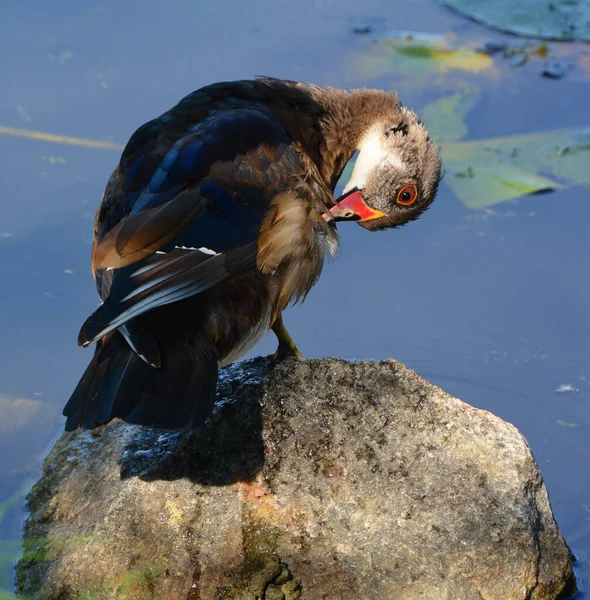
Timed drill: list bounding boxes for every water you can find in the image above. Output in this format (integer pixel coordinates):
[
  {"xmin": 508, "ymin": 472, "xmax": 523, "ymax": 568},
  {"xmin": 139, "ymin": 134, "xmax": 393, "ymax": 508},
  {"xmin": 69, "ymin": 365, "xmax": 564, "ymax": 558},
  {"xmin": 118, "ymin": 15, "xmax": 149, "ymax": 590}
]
[{"xmin": 1, "ymin": 0, "xmax": 589, "ymax": 595}]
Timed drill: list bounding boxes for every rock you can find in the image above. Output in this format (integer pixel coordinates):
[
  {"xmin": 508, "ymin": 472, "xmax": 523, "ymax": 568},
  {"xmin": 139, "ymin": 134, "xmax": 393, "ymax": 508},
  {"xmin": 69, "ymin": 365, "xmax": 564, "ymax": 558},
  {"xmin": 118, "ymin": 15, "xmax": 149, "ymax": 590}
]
[{"xmin": 16, "ymin": 358, "xmax": 576, "ymax": 600}]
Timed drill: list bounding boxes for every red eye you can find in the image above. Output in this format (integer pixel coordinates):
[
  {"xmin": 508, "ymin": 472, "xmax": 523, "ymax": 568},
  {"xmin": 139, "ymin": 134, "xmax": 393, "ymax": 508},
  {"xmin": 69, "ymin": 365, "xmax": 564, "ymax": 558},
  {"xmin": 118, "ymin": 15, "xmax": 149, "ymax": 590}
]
[{"xmin": 397, "ymin": 185, "xmax": 418, "ymax": 206}]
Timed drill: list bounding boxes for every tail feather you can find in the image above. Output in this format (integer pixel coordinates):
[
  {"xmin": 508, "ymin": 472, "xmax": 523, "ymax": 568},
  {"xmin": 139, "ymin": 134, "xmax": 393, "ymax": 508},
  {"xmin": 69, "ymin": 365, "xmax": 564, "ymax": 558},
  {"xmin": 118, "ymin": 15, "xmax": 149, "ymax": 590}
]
[
  {"xmin": 88, "ymin": 346, "xmax": 136, "ymax": 427},
  {"xmin": 119, "ymin": 321, "xmax": 161, "ymax": 368},
  {"xmin": 64, "ymin": 332, "xmax": 218, "ymax": 431},
  {"xmin": 125, "ymin": 353, "xmax": 218, "ymax": 429}
]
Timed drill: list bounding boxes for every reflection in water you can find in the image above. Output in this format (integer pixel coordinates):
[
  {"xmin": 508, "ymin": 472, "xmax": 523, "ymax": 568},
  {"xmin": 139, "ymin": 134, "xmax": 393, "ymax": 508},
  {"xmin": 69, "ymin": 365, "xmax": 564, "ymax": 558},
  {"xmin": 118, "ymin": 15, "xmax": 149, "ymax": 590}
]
[
  {"xmin": 0, "ymin": 125, "xmax": 124, "ymax": 150},
  {"xmin": 1, "ymin": 0, "xmax": 589, "ymax": 595}
]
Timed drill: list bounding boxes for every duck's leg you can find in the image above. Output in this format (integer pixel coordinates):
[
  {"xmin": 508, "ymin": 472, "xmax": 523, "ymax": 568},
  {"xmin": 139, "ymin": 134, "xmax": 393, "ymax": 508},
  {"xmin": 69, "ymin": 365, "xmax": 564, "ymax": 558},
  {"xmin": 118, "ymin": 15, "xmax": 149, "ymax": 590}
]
[{"xmin": 269, "ymin": 314, "xmax": 304, "ymax": 360}]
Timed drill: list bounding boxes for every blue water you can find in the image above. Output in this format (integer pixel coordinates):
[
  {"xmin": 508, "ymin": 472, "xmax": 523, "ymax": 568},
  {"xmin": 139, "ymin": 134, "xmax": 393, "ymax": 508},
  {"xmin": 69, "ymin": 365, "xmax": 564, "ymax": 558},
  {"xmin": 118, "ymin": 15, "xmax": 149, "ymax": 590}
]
[{"xmin": 1, "ymin": 0, "xmax": 589, "ymax": 595}]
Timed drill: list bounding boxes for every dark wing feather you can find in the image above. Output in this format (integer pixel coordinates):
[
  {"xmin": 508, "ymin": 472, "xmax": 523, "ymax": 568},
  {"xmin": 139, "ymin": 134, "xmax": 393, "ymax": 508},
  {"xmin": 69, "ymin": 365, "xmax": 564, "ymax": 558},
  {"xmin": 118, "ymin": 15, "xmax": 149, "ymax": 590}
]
[
  {"xmin": 94, "ymin": 187, "xmax": 206, "ymax": 269},
  {"xmin": 92, "ymin": 108, "xmax": 293, "ymax": 271},
  {"xmin": 79, "ymin": 243, "xmax": 257, "ymax": 347}
]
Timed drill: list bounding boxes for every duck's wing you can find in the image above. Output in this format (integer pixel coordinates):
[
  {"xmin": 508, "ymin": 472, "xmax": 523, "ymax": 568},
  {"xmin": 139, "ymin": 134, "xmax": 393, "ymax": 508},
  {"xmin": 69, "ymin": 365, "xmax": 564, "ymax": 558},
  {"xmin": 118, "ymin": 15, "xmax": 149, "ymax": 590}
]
[
  {"xmin": 93, "ymin": 107, "xmax": 298, "ymax": 271},
  {"xmin": 81, "ymin": 107, "xmax": 304, "ymax": 351}
]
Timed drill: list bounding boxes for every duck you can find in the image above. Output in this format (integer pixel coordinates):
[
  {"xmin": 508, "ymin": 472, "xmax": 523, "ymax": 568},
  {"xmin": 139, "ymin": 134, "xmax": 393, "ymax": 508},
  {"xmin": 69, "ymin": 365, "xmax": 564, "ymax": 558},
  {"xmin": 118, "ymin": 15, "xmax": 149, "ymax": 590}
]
[{"xmin": 64, "ymin": 77, "xmax": 442, "ymax": 431}]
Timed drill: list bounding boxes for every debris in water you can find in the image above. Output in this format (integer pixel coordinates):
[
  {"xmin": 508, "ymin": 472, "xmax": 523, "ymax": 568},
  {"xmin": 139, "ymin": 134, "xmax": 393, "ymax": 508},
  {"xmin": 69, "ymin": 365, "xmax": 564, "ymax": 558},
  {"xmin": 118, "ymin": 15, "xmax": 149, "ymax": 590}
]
[
  {"xmin": 555, "ymin": 383, "xmax": 579, "ymax": 393},
  {"xmin": 509, "ymin": 53, "xmax": 528, "ymax": 68},
  {"xmin": 455, "ymin": 165, "xmax": 475, "ymax": 178},
  {"xmin": 476, "ymin": 41, "xmax": 506, "ymax": 55},
  {"xmin": 476, "ymin": 39, "xmax": 555, "ymax": 72},
  {"xmin": 556, "ymin": 420, "xmax": 580, "ymax": 428},
  {"xmin": 16, "ymin": 104, "xmax": 32, "ymax": 122},
  {"xmin": 542, "ymin": 60, "xmax": 570, "ymax": 78},
  {"xmin": 41, "ymin": 155, "xmax": 67, "ymax": 165},
  {"xmin": 351, "ymin": 23, "xmax": 372, "ymax": 34}
]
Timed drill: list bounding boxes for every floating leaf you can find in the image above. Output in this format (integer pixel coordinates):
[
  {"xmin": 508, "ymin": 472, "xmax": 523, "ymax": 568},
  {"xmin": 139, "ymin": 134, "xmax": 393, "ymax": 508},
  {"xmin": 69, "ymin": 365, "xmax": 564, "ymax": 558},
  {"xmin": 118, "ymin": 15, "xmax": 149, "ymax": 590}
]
[
  {"xmin": 421, "ymin": 89, "xmax": 481, "ymax": 143},
  {"xmin": 352, "ymin": 30, "xmax": 494, "ymax": 84},
  {"xmin": 555, "ymin": 127, "xmax": 590, "ymax": 156},
  {"xmin": 444, "ymin": 163, "xmax": 558, "ymax": 209},
  {"xmin": 443, "ymin": 127, "xmax": 590, "ymax": 205},
  {"xmin": 556, "ymin": 419, "xmax": 580, "ymax": 428},
  {"xmin": 0, "ymin": 126, "xmax": 123, "ymax": 150},
  {"xmin": 422, "ymin": 90, "xmax": 590, "ymax": 207},
  {"xmin": 442, "ymin": 0, "xmax": 590, "ymax": 42}
]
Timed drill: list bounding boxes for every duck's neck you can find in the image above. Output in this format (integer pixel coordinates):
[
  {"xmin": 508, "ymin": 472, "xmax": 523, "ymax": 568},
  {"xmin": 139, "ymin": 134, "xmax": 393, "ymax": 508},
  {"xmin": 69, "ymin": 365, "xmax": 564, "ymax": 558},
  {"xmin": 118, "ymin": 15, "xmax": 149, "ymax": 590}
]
[{"xmin": 309, "ymin": 87, "xmax": 401, "ymax": 190}]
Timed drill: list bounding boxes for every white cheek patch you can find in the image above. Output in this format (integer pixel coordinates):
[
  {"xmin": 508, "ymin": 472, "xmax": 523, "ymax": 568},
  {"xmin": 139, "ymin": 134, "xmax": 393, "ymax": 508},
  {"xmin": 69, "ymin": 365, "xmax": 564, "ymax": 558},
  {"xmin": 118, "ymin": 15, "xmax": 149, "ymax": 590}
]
[{"xmin": 342, "ymin": 127, "xmax": 405, "ymax": 194}]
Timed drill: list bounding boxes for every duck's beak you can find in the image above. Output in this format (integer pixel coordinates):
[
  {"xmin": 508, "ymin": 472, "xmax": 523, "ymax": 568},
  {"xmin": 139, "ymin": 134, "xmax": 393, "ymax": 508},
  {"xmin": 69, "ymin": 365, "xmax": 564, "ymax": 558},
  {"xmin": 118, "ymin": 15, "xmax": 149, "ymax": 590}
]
[{"xmin": 326, "ymin": 190, "xmax": 386, "ymax": 222}]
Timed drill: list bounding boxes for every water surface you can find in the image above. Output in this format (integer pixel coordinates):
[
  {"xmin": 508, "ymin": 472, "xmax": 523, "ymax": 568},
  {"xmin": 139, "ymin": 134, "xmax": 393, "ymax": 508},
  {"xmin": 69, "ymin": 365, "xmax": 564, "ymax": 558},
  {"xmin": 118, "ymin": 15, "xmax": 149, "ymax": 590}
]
[{"xmin": 1, "ymin": 0, "xmax": 589, "ymax": 595}]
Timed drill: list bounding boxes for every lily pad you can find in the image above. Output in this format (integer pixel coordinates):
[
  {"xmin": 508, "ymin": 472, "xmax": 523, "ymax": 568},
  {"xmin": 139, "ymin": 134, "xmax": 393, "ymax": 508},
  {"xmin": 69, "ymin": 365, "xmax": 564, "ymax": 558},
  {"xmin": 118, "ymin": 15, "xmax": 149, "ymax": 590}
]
[
  {"xmin": 352, "ymin": 30, "xmax": 494, "ymax": 85},
  {"xmin": 440, "ymin": 127, "xmax": 590, "ymax": 208},
  {"xmin": 556, "ymin": 419, "xmax": 580, "ymax": 427},
  {"xmin": 443, "ymin": 0, "xmax": 590, "ymax": 42},
  {"xmin": 422, "ymin": 90, "xmax": 590, "ymax": 207},
  {"xmin": 445, "ymin": 163, "xmax": 558, "ymax": 209},
  {"xmin": 421, "ymin": 89, "xmax": 481, "ymax": 143},
  {"xmin": 445, "ymin": 126, "xmax": 590, "ymax": 193}
]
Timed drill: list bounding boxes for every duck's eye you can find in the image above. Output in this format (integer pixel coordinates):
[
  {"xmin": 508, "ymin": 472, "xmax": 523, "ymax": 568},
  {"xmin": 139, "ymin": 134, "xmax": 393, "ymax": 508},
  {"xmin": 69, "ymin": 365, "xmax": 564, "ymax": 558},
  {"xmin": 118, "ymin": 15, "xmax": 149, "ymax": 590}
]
[{"xmin": 397, "ymin": 185, "xmax": 418, "ymax": 206}]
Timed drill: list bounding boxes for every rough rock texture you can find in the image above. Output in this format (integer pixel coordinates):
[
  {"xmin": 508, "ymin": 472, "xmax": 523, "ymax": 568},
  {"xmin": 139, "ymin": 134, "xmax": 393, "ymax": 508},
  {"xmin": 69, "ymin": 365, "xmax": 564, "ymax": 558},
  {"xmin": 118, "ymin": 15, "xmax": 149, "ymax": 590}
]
[{"xmin": 17, "ymin": 358, "xmax": 576, "ymax": 600}]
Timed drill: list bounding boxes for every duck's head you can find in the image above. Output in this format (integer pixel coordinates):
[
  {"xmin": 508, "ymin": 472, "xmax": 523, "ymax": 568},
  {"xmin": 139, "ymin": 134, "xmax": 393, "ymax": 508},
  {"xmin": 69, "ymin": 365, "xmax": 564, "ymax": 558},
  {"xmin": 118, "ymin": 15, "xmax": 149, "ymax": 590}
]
[{"xmin": 329, "ymin": 109, "xmax": 442, "ymax": 231}]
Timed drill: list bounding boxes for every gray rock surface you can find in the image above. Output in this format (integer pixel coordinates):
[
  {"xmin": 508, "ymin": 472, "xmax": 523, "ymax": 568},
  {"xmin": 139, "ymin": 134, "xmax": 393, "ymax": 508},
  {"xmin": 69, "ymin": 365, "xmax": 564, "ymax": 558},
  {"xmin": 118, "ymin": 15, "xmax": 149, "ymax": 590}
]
[{"xmin": 17, "ymin": 358, "xmax": 576, "ymax": 600}]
